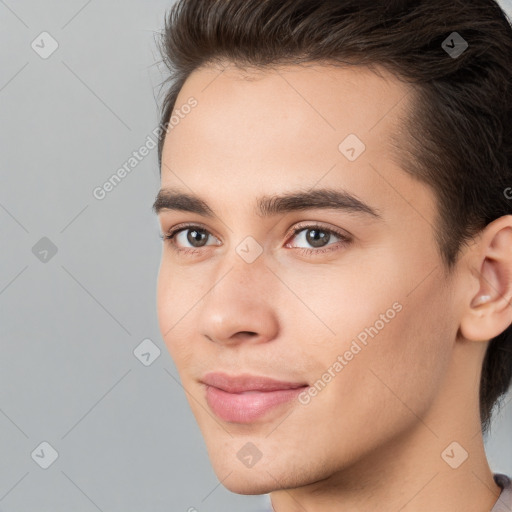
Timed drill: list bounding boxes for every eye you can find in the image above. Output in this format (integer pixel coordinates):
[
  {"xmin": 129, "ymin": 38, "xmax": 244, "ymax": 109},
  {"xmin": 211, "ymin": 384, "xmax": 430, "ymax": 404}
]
[
  {"xmin": 160, "ymin": 223, "xmax": 220, "ymax": 254},
  {"xmin": 159, "ymin": 222, "xmax": 352, "ymax": 257},
  {"xmin": 284, "ymin": 223, "xmax": 352, "ymax": 255}
]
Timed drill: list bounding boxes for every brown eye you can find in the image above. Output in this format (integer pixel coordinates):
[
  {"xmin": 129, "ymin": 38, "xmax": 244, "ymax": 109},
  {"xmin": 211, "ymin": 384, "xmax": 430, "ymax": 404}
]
[
  {"xmin": 161, "ymin": 224, "xmax": 220, "ymax": 253},
  {"xmin": 304, "ymin": 227, "xmax": 332, "ymax": 248},
  {"xmin": 286, "ymin": 224, "xmax": 351, "ymax": 252},
  {"xmin": 183, "ymin": 228, "xmax": 209, "ymax": 247}
]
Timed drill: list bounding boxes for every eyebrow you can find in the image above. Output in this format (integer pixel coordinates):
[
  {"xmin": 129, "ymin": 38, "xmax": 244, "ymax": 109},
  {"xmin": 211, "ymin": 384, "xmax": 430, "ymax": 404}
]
[{"xmin": 152, "ymin": 187, "xmax": 382, "ymax": 220}]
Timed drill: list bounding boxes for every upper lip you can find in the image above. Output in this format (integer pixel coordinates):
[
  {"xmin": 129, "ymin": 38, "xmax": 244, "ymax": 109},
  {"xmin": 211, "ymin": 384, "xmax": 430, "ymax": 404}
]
[{"xmin": 201, "ymin": 372, "xmax": 308, "ymax": 393}]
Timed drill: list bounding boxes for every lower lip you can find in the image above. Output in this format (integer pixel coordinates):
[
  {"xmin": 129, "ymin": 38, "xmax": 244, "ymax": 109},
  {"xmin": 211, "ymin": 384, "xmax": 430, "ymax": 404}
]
[{"xmin": 205, "ymin": 385, "xmax": 307, "ymax": 423}]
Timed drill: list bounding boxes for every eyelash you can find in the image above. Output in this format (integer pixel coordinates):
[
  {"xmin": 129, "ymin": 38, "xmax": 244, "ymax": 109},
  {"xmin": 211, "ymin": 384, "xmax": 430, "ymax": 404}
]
[{"xmin": 159, "ymin": 223, "xmax": 352, "ymax": 257}]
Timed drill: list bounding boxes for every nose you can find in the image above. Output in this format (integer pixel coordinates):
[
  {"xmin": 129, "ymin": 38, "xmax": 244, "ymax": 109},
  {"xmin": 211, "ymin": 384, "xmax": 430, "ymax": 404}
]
[{"xmin": 197, "ymin": 251, "xmax": 280, "ymax": 346}]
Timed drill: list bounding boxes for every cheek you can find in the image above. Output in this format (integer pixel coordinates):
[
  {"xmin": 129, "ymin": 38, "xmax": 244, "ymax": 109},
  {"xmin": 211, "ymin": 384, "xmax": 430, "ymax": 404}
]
[
  {"xmin": 156, "ymin": 263, "xmax": 194, "ymax": 361},
  {"xmin": 321, "ymin": 275, "xmax": 453, "ymax": 436},
  {"xmin": 298, "ymin": 255, "xmax": 453, "ymax": 423}
]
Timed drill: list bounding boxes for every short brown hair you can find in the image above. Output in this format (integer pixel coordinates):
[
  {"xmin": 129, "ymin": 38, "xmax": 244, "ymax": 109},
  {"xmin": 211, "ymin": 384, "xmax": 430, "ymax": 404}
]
[{"xmin": 155, "ymin": 0, "xmax": 512, "ymax": 435}]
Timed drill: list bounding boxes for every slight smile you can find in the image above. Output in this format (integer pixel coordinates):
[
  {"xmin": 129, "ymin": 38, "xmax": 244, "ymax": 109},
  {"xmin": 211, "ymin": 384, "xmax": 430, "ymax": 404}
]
[{"xmin": 201, "ymin": 372, "xmax": 309, "ymax": 423}]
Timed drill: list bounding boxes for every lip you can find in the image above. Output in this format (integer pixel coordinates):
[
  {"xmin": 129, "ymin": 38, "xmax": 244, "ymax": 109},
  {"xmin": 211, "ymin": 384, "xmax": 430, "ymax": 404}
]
[{"xmin": 201, "ymin": 372, "xmax": 308, "ymax": 423}]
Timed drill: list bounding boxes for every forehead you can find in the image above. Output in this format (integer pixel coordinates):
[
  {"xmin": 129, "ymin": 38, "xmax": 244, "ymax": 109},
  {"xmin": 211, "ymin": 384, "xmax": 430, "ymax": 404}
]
[
  {"xmin": 171, "ymin": 62, "xmax": 408, "ymax": 138},
  {"xmin": 160, "ymin": 61, "xmax": 435, "ymax": 229}
]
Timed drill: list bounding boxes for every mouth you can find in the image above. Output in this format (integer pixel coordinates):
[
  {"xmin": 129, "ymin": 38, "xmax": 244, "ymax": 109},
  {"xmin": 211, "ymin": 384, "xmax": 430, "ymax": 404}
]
[{"xmin": 201, "ymin": 372, "xmax": 309, "ymax": 423}]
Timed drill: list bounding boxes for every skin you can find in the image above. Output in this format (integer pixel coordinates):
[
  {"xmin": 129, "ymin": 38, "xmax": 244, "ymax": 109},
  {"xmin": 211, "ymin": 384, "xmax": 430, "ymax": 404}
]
[{"xmin": 154, "ymin": 61, "xmax": 512, "ymax": 512}]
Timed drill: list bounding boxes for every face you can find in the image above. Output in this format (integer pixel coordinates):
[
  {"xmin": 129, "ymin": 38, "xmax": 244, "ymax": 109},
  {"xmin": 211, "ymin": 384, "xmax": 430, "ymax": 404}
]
[{"xmin": 155, "ymin": 62, "xmax": 461, "ymax": 494}]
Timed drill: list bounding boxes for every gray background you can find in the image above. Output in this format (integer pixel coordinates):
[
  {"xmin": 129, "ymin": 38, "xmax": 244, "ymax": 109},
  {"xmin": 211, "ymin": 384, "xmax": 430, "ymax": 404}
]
[{"xmin": 1, "ymin": 1, "xmax": 511, "ymax": 511}]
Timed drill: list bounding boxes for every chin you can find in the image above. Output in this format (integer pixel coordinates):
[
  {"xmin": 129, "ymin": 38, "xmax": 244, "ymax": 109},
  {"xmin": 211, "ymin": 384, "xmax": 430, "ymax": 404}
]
[
  {"xmin": 207, "ymin": 449, "xmax": 319, "ymax": 496},
  {"xmin": 217, "ymin": 469, "xmax": 282, "ymax": 495}
]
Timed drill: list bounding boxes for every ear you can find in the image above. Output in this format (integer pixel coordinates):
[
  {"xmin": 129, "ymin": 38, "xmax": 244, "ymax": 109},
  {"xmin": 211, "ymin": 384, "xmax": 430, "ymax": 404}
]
[{"xmin": 459, "ymin": 215, "xmax": 512, "ymax": 342}]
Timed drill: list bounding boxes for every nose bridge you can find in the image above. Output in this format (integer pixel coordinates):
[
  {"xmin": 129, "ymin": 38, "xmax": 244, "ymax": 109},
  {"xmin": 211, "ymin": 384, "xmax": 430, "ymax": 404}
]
[
  {"xmin": 198, "ymin": 239, "xmax": 279, "ymax": 343},
  {"xmin": 214, "ymin": 236, "xmax": 269, "ymax": 300}
]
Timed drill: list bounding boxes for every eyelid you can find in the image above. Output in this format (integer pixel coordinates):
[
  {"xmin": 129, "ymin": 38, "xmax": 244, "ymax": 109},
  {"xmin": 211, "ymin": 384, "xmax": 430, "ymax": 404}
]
[
  {"xmin": 164, "ymin": 222, "xmax": 221, "ymax": 246},
  {"xmin": 164, "ymin": 221, "xmax": 220, "ymax": 239},
  {"xmin": 284, "ymin": 221, "xmax": 352, "ymax": 243}
]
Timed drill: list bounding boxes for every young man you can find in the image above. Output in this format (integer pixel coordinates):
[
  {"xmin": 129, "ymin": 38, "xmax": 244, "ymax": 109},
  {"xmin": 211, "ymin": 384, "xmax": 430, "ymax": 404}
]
[{"xmin": 152, "ymin": 0, "xmax": 512, "ymax": 510}]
